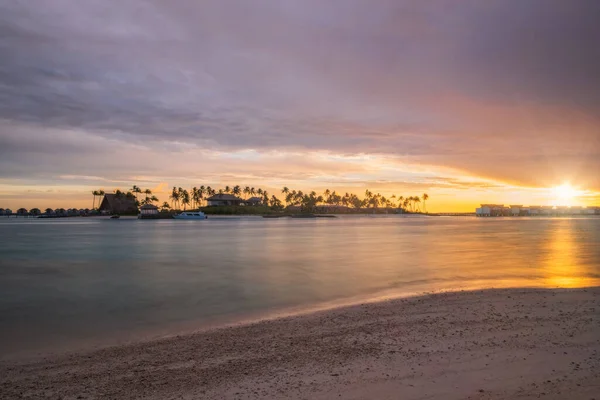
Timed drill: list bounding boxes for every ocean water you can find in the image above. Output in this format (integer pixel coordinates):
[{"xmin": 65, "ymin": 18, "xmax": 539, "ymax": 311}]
[{"xmin": 1, "ymin": 215, "xmax": 599, "ymax": 358}]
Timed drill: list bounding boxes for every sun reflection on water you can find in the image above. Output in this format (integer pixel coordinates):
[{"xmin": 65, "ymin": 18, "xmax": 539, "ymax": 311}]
[{"xmin": 543, "ymin": 221, "xmax": 589, "ymax": 288}]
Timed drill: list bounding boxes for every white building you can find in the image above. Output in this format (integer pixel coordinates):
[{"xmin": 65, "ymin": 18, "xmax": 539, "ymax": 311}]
[
  {"xmin": 476, "ymin": 204, "xmax": 507, "ymax": 217},
  {"xmin": 139, "ymin": 204, "xmax": 159, "ymax": 217}
]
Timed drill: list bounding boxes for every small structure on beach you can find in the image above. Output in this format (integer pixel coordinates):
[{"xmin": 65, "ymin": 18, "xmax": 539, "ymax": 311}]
[
  {"xmin": 16, "ymin": 208, "xmax": 28, "ymax": 216},
  {"xmin": 139, "ymin": 204, "xmax": 159, "ymax": 216},
  {"xmin": 98, "ymin": 193, "xmax": 138, "ymax": 215},
  {"xmin": 475, "ymin": 204, "xmax": 507, "ymax": 217},
  {"xmin": 245, "ymin": 196, "xmax": 263, "ymax": 206},
  {"xmin": 206, "ymin": 194, "xmax": 245, "ymax": 207}
]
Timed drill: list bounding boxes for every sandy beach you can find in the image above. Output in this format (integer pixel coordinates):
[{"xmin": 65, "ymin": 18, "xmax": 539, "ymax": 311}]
[{"xmin": 1, "ymin": 287, "xmax": 599, "ymax": 399}]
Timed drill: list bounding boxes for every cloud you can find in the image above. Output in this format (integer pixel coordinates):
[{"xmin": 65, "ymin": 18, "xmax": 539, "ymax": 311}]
[{"xmin": 0, "ymin": 0, "xmax": 598, "ymax": 193}]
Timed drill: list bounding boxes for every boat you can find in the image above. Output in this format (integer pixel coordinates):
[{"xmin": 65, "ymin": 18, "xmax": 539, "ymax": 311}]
[
  {"xmin": 110, "ymin": 215, "xmax": 120, "ymax": 219},
  {"xmin": 173, "ymin": 211, "xmax": 207, "ymax": 220}
]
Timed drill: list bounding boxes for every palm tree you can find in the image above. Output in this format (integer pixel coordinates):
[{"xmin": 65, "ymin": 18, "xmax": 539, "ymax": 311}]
[
  {"xmin": 364, "ymin": 190, "xmax": 373, "ymax": 207},
  {"xmin": 131, "ymin": 185, "xmax": 142, "ymax": 202},
  {"xmin": 143, "ymin": 189, "xmax": 152, "ymax": 204},
  {"xmin": 170, "ymin": 187, "xmax": 180, "ymax": 209},
  {"xmin": 250, "ymin": 187, "xmax": 256, "ymax": 197},
  {"xmin": 285, "ymin": 191, "xmax": 295, "ymax": 206},
  {"xmin": 181, "ymin": 189, "xmax": 190, "ymax": 210},
  {"xmin": 161, "ymin": 202, "xmax": 171, "ymax": 212},
  {"xmin": 191, "ymin": 187, "xmax": 199, "ymax": 209},
  {"xmin": 92, "ymin": 190, "xmax": 99, "ymax": 209},
  {"xmin": 232, "ymin": 185, "xmax": 241, "ymax": 197},
  {"xmin": 244, "ymin": 186, "xmax": 251, "ymax": 199},
  {"xmin": 422, "ymin": 193, "xmax": 429, "ymax": 213},
  {"xmin": 414, "ymin": 196, "xmax": 421, "ymax": 212},
  {"xmin": 270, "ymin": 195, "xmax": 283, "ymax": 210},
  {"xmin": 199, "ymin": 186, "xmax": 207, "ymax": 206},
  {"xmin": 177, "ymin": 187, "xmax": 184, "ymax": 208},
  {"xmin": 224, "ymin": 185, "xmax": 231, "ymax": 194}
]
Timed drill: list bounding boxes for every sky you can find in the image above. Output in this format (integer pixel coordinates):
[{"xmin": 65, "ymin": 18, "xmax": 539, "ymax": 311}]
[{"xmin": 1, "ymin": 0, "xmax": 599, "ymax": 212}]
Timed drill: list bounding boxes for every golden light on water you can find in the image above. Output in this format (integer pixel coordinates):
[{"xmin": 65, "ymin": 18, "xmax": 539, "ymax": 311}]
[{"xmin": 543, "ymin": 220, "xmax": 590, "ymax": 288}]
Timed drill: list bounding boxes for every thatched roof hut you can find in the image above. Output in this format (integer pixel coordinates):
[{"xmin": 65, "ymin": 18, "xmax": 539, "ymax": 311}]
[
  {"xmin": 206, "ymin": 194, "xmax": 244, "ymax": 206},
  {"xmin": 98, "ymin": 194, "xmax": 138, "ymax": 214},
  {"xmin": 245, "ymin": 196, "xmax": 263, "ymax": 206}
]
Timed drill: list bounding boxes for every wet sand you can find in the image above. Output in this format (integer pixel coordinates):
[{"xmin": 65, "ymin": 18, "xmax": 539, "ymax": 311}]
[{"xmin": 1, "ymin": 287, "xmax": 599, "ymax": 399}]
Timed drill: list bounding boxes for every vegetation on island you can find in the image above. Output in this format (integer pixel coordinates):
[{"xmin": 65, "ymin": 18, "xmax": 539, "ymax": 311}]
[
  {"xmin": 95, "ymin": 185, "xmax": 430, "ymax": 215},
  {"xmin": 3, "ymin": 186, "xmax": 429, "ymax": 217}
]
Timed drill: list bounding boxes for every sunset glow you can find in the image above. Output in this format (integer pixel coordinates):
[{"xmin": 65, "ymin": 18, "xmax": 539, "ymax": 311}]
[
  {"xmin": 0, "ymin": 1, "xmax": 598, "ymax": 211},
  {"xmin": 551, "ymin": 184, "xmax": 579, "ymax": 206}
]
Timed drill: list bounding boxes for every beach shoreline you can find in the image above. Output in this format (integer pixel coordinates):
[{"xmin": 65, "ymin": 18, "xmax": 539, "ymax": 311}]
[{"xmin": 2, "ymin": 287, "xmax": 599, "ymax": 399}]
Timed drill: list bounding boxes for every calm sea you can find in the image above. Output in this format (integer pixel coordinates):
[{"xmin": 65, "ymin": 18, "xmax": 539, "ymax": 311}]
[{"xmin": 1, "ymin": 216, "xmax": 599, "ymax": 358}]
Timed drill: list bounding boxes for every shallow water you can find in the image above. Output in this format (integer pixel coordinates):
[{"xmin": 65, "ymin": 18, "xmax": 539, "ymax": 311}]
[{"xmin": 1, "ymin": 215, "xmax": 599, "ymax": 357}]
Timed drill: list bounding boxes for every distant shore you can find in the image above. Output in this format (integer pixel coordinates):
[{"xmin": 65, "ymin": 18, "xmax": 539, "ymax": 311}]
[{"xmin": 2, "ymin": 287, "xmax": 599, "ymax": 399}]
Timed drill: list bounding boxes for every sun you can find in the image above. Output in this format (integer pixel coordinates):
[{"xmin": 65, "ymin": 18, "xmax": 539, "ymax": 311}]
[{"xmin": 551, "ymin": 183, "xmax": 578, "ymax": 206}]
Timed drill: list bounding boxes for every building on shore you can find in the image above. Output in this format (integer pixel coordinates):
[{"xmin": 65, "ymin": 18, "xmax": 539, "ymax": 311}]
[
  {"xmin": 206, "ymin": 194, "xmax": 245, "ymax": 207},
  {"xmin": 245, "ymin": 196, "xmax": 263, "ymax": 206},
  {"xmin": 139, "ymin": 204, "xmax": 159, "ymax": 218},
  {"xmin": 475, "ymin": 204, "xmax": 509, "ymax": 217},
  {"xmin": 476, "ymin": 204, "xmax": 600, "ymax": 217},
  {"xmin": 98, "ymin": 193, "xmax": 138, "ymax": 215}
]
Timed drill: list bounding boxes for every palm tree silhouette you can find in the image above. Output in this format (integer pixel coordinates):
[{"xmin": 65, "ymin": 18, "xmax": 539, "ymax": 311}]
[
  {"xmin": 92, "ymin": 190, "xmax": 99, "ymax": 209},
  {"xmin": 170, "ymin": 187, "xmax": 180, "ymax": 209},
  {"xmin": 191, "ymin": 187, "xmax": 198, "ymax": 209},
  {"xmin": 422, "ymin": 193, "xmax": 429, "ymax": 213},
  {"xmin": 161, "ymin": 202, "xmax": 171, "ymax": 212},
  {"xmin": 414, "ymin": 196, "xmax": 421, "ymax": 212},
  {"xmin": 143, "ymin": 189, "xmax": 152, "ymax": 204},
  {"xmin": 131, "ymin": 185, "xmax": 142, "ymax": 202},
  {"xmin": 96, "ymin": 190, "xmax": 105, "ymax": 210},
  {"xmin": 177, "ymin": 187, "xmax": 184, "ymax": 208},
  {"xmin": 181, "ymin": 189, "xmax": 190, "ymax": 210},
  {"xmin": 233, "ymin": 185, "xmax": 242, "ymax": 197}
]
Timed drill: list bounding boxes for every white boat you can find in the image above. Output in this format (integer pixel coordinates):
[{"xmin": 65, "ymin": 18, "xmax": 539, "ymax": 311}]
[{"xmin": 173, "ymin": 211, "xmax": 207, "ymax": 220}]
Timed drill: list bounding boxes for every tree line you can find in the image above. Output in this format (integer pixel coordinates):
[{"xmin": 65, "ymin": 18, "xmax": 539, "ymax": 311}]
[{"xmin": 92, "ymin": 185, "xmax": 429, "ymax": 213}]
